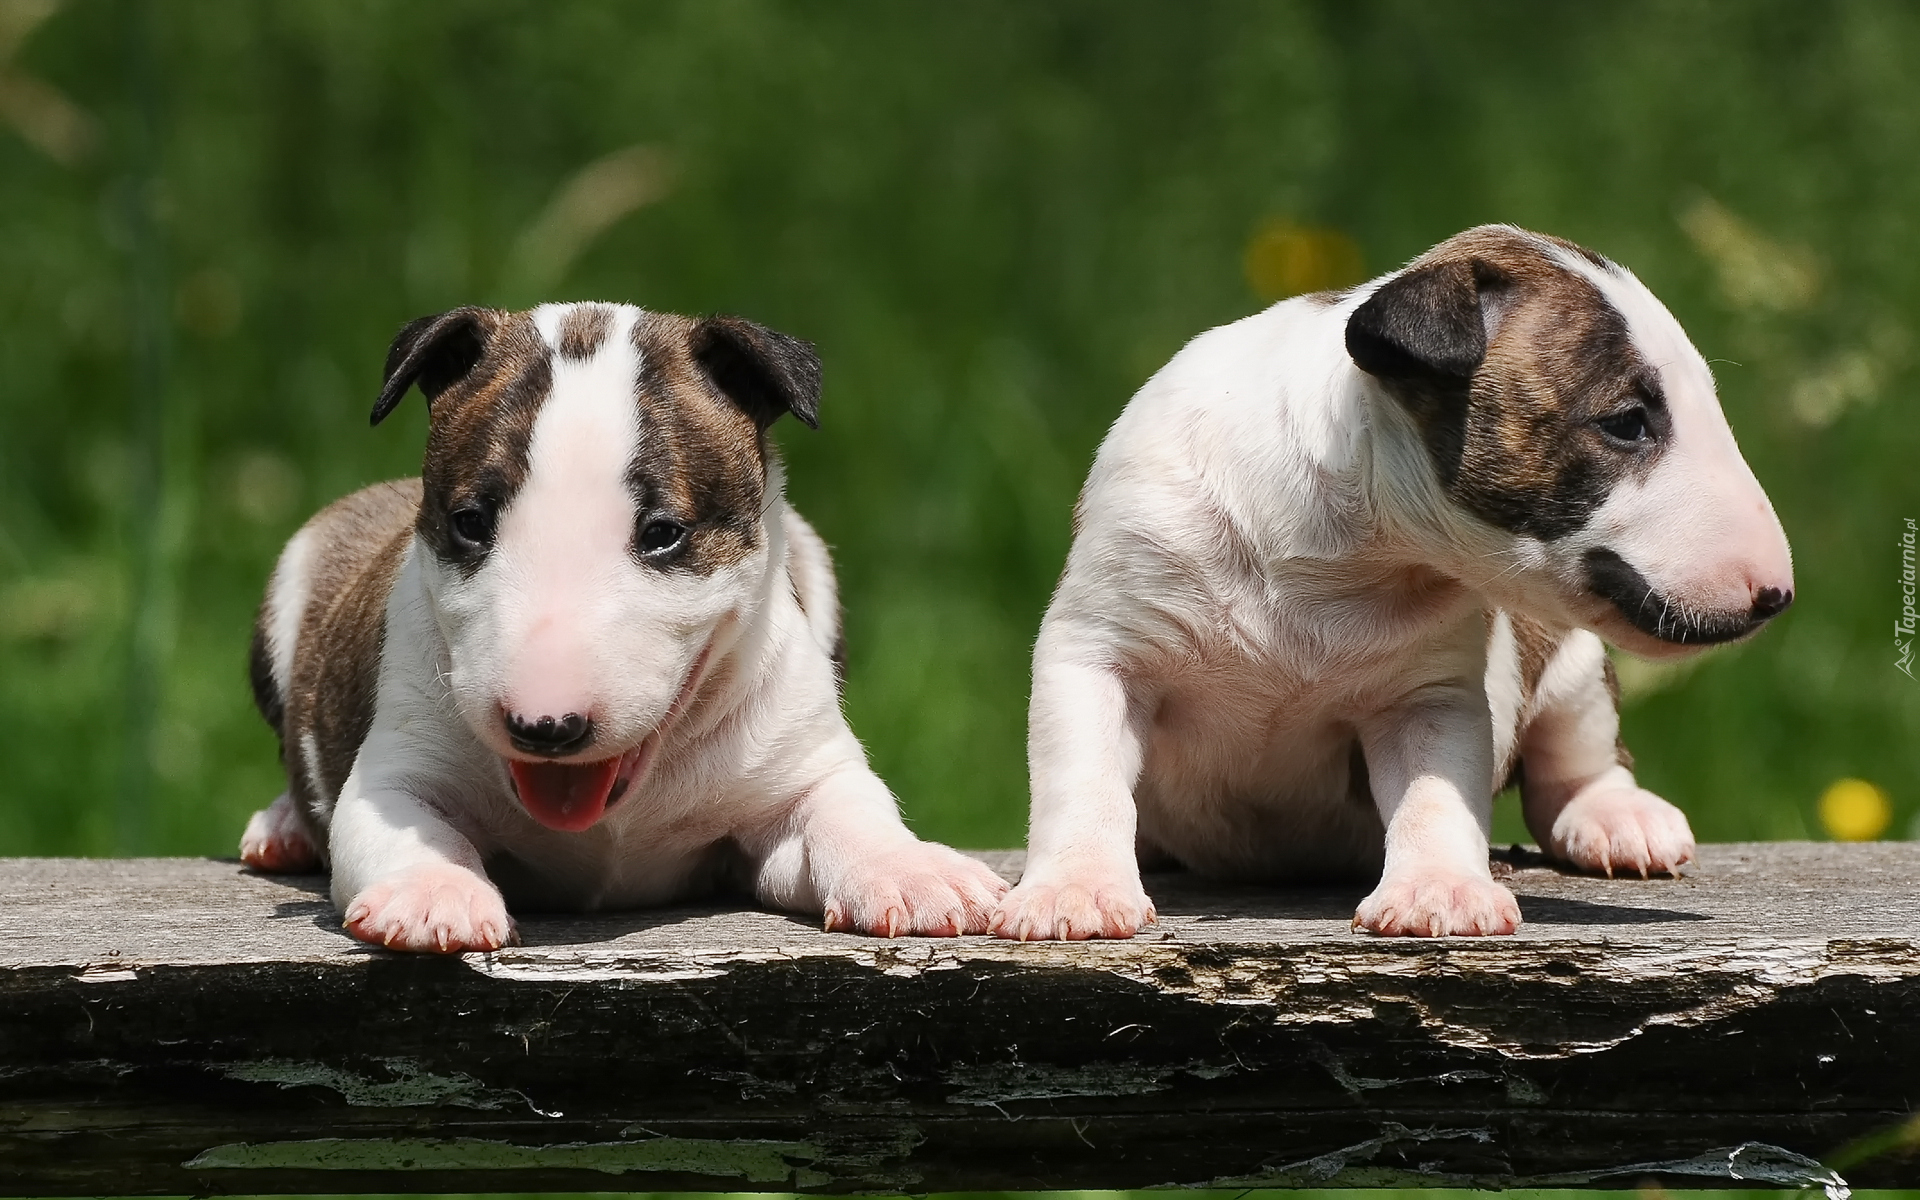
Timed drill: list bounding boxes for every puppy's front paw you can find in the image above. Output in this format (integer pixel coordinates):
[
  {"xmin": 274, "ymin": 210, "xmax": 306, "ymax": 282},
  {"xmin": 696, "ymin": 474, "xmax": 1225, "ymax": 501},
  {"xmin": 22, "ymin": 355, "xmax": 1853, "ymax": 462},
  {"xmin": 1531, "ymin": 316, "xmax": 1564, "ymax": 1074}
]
[
  {"xmin": 1549, "ymin": 785, "xmax": 1695, "ymax": 878},
  {"xmin": 1355, "ymin": 872, "xmax": 1520, "ymax": 937},
  {"xmin": 822, "ymin": 842, "xmax": 1009, "ymax": 937},
  {"xmin": 240, "ymin": 793, "xmax": 321, "ymax": 873},
  {"xmin": 991, "ymin": 867, "xmax": 1156, "ymax": 941},
  {"xmin": 342, "ymin": 864, "xmax": 517, "ymax": 954}
]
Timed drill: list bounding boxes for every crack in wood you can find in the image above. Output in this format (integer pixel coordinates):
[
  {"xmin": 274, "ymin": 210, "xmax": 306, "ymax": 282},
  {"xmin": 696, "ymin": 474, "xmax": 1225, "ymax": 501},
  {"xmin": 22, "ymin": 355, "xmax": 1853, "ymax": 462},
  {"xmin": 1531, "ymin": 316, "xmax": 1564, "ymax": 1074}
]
[{"xmin": 3, "ymin": 846, "xmax": 1918, "ymax": 1192}]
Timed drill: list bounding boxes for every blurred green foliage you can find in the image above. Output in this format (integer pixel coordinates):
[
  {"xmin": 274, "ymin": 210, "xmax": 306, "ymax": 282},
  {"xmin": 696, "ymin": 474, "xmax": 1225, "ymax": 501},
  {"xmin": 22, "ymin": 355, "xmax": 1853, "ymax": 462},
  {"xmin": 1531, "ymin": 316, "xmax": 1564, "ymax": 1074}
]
[{"xmin": 0, "ymin": 0, "xmax": 1915, "ymax": 868}]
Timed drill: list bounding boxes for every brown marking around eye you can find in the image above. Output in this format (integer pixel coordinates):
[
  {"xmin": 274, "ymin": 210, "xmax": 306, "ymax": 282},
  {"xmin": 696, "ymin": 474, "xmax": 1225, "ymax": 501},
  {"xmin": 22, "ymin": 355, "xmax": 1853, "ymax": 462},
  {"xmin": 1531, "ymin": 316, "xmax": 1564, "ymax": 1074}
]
[
  {"xmin": 629, "ymin": 312, "xmax": 769, "ymax": 573},
  {"xmin": 415, "ymin": 312, "xmax": 551, "ymax": 569},
  {"xmin": 1384, "ymin": 226, "xmax": 1661, "ymax": 541}
]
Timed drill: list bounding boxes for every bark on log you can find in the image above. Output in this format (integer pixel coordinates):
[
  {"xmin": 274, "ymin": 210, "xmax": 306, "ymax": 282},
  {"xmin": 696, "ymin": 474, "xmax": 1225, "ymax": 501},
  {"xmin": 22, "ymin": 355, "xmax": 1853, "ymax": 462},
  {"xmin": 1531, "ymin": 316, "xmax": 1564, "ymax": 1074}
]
[{"xmin": 0, "ymin": 844, "xmax": 1914, "ymax": 1194}]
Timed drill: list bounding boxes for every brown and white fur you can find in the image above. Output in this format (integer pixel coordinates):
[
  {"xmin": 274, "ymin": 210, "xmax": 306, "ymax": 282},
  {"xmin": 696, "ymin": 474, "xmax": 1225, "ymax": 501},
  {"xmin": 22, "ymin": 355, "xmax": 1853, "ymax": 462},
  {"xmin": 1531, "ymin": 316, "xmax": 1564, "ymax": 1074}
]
[
  {"xmin": 240, "ymin": 302, "xmax": 1006, "ymax": 952},
  {"xmin": 993, "ymin": 225, "xmax": 1794, "ymax": 941}
]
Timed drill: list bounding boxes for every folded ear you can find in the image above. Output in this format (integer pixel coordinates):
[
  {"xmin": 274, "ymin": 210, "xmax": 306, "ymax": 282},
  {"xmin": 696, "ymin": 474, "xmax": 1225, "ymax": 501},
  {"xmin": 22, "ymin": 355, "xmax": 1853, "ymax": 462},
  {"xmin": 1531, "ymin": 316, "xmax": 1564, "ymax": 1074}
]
[
  {"xmin": 691, "ymin": 316, "xmax": 821, "ymax": 431},
  {"xmin": 1346, "ymin": 259, "xmax": 1502, "ymax": 384},
  {"xmin": 371, "ymin": 307, "xmax": 494, "ymax": 426}
]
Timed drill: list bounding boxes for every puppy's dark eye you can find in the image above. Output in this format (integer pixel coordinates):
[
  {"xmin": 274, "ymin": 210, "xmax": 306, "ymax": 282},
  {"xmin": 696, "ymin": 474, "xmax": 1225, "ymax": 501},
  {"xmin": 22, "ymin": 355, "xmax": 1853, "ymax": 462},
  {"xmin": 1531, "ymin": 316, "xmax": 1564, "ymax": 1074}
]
[
  {"xmin": 637, "ymin": 519, "xmax": 688, "ymax": 555},
  {"xmin": 450, "ymin": 502, "xmax": 496, "ymax": 549},
  {"xmin": 1596, "ymin": 406, "xmax": 1652, "ymax": 444}
]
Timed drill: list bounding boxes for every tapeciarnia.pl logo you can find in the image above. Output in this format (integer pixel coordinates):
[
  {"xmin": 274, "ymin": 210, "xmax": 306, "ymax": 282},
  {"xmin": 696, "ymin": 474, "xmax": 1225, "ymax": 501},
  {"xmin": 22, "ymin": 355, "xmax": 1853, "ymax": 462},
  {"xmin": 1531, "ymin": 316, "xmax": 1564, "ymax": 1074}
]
[{"xmin": 1899, "ymin": 517, "xmax": 1917, "ymax": 679}]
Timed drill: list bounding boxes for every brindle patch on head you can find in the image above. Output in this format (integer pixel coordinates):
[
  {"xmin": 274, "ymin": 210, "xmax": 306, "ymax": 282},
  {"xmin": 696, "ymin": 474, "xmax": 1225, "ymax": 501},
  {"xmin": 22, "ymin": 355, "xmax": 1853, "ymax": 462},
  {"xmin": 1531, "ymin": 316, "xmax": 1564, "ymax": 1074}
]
[
  {"xmin": 388, "ymin": 303, "xmax": 815, "ymax": 581},
  {"xmin": 629, "ymin": 311, "xmax": 772, "ymax": 573},
  {"xmin": 412, "ymin": 312, "xmax": 553, "ymax": 570},
  {"xmin": 1351, "ymin": 225, "xmax": 1669, "ymax": 541},
  {"xmin": 1539, "ymin": 232, "xmax": 1615, "ymax": 272},
  {"xmin": 555, "ymin": 303, "xmax": 615, "ymax": 360}
]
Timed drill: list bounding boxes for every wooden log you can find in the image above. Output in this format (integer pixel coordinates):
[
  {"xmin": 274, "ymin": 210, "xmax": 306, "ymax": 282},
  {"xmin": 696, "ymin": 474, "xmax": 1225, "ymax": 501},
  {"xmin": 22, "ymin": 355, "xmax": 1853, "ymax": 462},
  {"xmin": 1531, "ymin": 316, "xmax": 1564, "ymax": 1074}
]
[{"xmin": 0, "ymin": 844, "xmax": 1914, "ymax": 1194}]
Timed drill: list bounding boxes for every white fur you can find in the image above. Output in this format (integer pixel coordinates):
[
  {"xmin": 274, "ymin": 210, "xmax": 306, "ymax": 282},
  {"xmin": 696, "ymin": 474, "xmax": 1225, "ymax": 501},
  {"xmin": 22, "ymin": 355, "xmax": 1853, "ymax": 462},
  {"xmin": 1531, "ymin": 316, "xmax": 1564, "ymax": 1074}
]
[
  {"xmin": 1548, "ymin": 252, "xmax": 1794, "ymax": 656},
  {"xmin": 308, "ymin": 303, "xmax": 1003, "ymax": 951},
  {"xmin": 782, "ymin": 508, "xmax": 842, "ymax": 661},
  {"xmin": 297, "ymin": 732, "xmax": 328, "ymax": 830},
  {"xmin": 262, "ymin": 523, "xmax": 319, "ymax": 697},
  {"xmin": 1484, "ymin": 610, "xmax": 1524, "ymax": 775},
  {"xmin": 995, "ymin": 235, "xmax": 1787, "ymax": 940},
  {"xmin": 238, "ymin": 792, "xmax": 319, "ymax": 873},
  {"xmin": 426, "ymin": 306, "xmax": 713, "ymax": 754}
]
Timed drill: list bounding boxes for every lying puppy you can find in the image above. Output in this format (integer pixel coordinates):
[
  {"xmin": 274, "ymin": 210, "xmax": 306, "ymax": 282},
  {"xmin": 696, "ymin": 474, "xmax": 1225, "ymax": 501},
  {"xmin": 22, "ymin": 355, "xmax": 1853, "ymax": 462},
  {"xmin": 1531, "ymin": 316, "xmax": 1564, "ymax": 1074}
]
[
  {"xmin": 240, "ymin": 303, "xmax": 1006, "ymax": 952},
  {"xmin": 996, "ymin": 225, "xmax": 1793, "ymax": 940}
]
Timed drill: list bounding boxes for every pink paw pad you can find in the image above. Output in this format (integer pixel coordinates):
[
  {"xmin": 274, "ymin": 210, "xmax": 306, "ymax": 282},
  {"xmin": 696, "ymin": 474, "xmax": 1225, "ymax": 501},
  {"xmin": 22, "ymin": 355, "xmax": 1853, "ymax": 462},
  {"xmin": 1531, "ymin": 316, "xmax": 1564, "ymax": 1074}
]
[
  {"xmin": 1354, "ymin": 872, "xmax": 1521, "ymax": 937},
  {"xmin": 822, "ymin": 844, "xmax": 1009, "ymax": 938},
  {"xmin": 1551, "ymin": 786, "xmax": 1696, "ymax": 878},
  {"xmin": 239, "ymin": 794, "xmax": 321, "ymax": 874},
  {"xmin": 991, "ymin": 870, "xmax": 1157, "ymax": 941},
  {"xmin": 342, "ymin": 864, "xmax": 517, "ymax": 954}
]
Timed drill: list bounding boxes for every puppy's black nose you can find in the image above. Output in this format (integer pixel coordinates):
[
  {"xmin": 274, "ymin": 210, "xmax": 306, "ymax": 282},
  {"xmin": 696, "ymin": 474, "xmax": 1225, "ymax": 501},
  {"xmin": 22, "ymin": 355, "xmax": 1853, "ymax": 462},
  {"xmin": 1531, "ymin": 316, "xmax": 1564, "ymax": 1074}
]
[
  {"xmin": 505, "ymin": 711, "xmax": 593, "ymax": 757},
  {"xmin": 1750, "ymin": 586, "xmax": 1793, "ymax": 621}
]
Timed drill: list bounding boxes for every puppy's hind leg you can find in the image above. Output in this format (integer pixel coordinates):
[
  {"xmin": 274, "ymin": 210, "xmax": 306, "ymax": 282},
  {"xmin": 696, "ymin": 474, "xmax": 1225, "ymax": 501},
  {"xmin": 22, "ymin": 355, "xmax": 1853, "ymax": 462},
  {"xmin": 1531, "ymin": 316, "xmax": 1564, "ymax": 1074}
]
[
  {"xmin": 1517, "ymin": 631, "xmax": 1694, "ymax": 877},
  {"xmin": 242, "ymin": 544, "xmax": 323, "ymax": 873},
  {"xmin": 240, "ymin": 793, "xmax": 322, "ymax": 873}
]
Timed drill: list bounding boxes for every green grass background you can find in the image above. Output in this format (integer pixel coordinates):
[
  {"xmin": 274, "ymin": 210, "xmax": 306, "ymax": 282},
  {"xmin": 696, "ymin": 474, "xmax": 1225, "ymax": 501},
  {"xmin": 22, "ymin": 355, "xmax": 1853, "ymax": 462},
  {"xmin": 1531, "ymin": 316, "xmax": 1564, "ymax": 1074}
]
[
  {"xmin": 5, "ymin": 0, "xmax": 1916, "ymax": 859},
  {"xmin": 1, "ymin": 1, "xmax": 1917, "ymax": 1194}
]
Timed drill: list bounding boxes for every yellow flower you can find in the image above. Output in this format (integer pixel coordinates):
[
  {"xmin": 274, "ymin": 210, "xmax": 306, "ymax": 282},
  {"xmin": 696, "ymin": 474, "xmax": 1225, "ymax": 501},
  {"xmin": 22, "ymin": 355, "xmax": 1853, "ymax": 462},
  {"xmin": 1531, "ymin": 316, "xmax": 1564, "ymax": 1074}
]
[
  {"xmin": 1819, "ymin": 778, "xmax": 1891, "ymax": 842},
  {"xmin": 1243, "ymin": 220, "xmax": 1365, "ymax": 301}
]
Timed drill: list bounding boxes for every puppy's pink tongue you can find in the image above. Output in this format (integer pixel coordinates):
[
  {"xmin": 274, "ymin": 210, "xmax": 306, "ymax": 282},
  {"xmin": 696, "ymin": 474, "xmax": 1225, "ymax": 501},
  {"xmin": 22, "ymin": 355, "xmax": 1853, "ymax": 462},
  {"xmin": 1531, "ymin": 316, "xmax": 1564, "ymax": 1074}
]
[{"xmin": 509, "ymin": 759, "xmax": 619, "ymax": 832}]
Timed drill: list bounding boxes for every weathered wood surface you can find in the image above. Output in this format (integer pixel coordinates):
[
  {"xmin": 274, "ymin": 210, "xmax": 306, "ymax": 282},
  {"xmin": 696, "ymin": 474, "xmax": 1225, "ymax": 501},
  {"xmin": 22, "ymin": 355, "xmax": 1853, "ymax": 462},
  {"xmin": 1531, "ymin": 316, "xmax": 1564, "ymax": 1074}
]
[{"xmin": 1, "ymin": 844, "xmax": 1915, "ymax": 1194}]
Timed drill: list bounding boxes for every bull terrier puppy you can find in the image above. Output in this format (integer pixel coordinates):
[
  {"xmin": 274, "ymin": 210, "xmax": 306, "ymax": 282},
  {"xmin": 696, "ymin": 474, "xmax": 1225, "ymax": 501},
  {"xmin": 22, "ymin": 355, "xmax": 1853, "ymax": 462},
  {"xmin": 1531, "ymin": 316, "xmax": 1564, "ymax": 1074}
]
[
  {"xmin": 240, "ymin": 303, "xmax": 1006, "ymax": 951},
  {"xmin": 995, "ymin": 225, "xmax": 1793, "ymax": 940}
]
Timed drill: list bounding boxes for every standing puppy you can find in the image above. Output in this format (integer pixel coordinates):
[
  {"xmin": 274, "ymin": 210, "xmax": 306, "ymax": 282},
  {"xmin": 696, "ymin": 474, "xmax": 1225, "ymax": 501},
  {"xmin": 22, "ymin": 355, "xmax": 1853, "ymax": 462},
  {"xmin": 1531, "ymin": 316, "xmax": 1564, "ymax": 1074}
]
[
  {"xmin": 241, "ymin": 303, "xmax": 1006, "ymax": 952},
  {"xmin": 995, "ymin": 225, "xmax": 1793, "ymax": 940}
]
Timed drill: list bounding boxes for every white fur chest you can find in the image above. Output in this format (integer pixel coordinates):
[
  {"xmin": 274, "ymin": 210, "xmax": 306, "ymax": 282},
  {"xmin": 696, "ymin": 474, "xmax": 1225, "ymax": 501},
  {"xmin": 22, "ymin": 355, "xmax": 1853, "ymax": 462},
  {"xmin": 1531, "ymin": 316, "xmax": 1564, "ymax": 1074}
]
[
  {"xmin": 1125, "ymin": 560, "xmax": 1490, "ymax": 875},
  {"xmin": 1005, "ymin": 223, "xmax": 1788, "ymax": 940},
  {"xmin": 244, "ymin": 300, "xmax": 1011, "ymax": 950}
]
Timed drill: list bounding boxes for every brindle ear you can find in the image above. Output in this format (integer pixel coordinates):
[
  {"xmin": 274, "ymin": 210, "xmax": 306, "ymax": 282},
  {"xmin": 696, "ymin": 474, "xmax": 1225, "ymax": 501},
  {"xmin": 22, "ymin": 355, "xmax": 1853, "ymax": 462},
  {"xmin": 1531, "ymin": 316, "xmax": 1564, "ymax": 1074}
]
[
  {"xmin": 691, "ymin": 316, "xmax": 821, "ymax": 431},
  {"xmin": 370, "ymin": 307, "xmax": 493, "ymax": 426},
  {"xmin": 1346, "ymin": 259, "xmax": 1501, "ymax": 384}
]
